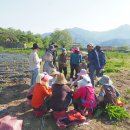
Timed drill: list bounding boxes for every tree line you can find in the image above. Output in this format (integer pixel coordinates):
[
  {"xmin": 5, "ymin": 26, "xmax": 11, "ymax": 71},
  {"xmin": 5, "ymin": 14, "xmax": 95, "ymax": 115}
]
[{"xmin": 0, "ymin": 27, "xmax": 73, "ymax": 48}]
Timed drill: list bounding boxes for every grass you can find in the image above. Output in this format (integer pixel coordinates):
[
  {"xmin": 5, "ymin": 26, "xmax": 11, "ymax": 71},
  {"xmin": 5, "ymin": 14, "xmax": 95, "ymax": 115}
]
[
  {"xmin": 104, "ymin": 51, "xmax": 130, "ymax": 74},
  {"xmin": 1, "ymin": 48, "xmax": 130, "ymax": 75}
]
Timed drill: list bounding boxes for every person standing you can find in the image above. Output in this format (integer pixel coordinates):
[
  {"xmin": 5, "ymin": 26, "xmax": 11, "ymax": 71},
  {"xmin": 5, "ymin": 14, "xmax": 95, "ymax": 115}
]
[
  {"xmin": 58, "ymin": 48, "xmax": 67, "ymax": 77},
  {"xmin": 49, "ymin": 43, "xmax": 58, "ymax": 66},
  {"xmin": 42, "ymin": 49, "xmax": 55, "ymax": 74},
  {"xmin": 86, "ymin": 44, "xmax": 97, "ymax": 86},
  {"xmin": 29, "ymin": 43, "xmax": 42, "ymax": 87},
  {"xmin": 87, "ymin": 44, "xmax": 106, "ymax": 87},
  {"xmin": 70, "ymin": 47, "xmax": 82, "ymax": 83},
  {"xmin": 95, "ymin": 45, "xmax": 106, "ymax": 77}
]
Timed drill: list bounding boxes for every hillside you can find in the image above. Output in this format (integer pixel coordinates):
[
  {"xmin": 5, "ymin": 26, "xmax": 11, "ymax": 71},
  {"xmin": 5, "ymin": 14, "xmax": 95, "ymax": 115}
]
[{"xmin": 42, "ymin": 24, "xmax": 130, "ymax": 46}]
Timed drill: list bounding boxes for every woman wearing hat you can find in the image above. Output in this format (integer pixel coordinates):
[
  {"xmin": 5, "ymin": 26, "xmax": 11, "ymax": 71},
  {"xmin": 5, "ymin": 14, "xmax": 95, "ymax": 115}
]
[
  {"xmin": 97, "ymin": 75, "xmax": 120, "ymax": 107},
  {"xmin": 29, "ymin": 43, "xmax": 42, "ymax": 87},
  {"xmin": 50, "ymin": 73, "xmax": 73, "ymax": 112},
  {"xmin": 73, "ymin": 74, "xmax": 97, "ymax": 116},
  {"xmin": 31, "ymin": 73, "xmax": 52, "ymax": 116},
  {"xmin": 70, "ymin": 47, "xmax": 82, "ymax": 83}
]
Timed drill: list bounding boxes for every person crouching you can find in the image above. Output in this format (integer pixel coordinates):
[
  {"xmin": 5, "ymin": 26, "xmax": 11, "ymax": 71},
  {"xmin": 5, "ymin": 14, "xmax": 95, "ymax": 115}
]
[
  {"xmin": 50, "ymin": 73, "xmax": 73, "ymax": 120},
  {"xmin": 73, "ymin": 76, "xmax": 97, "ymax": 116},
  {"xmin": 31, "ymin": 73, "xmax": 52, "ymax": 117}
]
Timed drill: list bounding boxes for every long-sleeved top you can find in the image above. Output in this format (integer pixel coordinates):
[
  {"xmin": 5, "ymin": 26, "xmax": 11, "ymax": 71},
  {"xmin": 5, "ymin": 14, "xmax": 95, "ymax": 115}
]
[
  {"xmin": 88, "ymin": 49, "xmax": 106, "ymax": 69},
  {"xmin": 73, "ymin": 86, "xmax": 97, "ymax": 108},
  {"xmin": 70, "ymin": 53, "xmax": 82, "ymax": 65},
  {"xmin": 58, "ymin": 53, "xmax": 67, "ymax": 67},
  {"xmin": 31, "ymin": 83, "xmax": 52, "ymax": 108},
  {"xmin": 29, "ymin": 50, "xmax": 42, "ymax": 70},
  {"xmin": 95, "ymin": 50, "xmax": 106, "ymax": 69},
  {"xmin": 50, "ymin": 84, "xmax": 72, "ymax": 111}
]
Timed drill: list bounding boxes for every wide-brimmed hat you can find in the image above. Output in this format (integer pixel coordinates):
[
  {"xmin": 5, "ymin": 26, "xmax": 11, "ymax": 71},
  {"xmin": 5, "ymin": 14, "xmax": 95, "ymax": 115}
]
[
  {"xmin": 77, "ymin": 69, "xmax": 88, "ymax": 77},
  {"xmin": 98, "ymin": 75, "xmax": 113, "ymax": 85},
  {"xmin": 55, "ymin": 73, "xmax": 68, "ymax": 84},
  {"xmin": 31, "ymin": 43, "xmax": 40, "ymax": 49},
  {"xmin": 77, "ymin": 78, "xmax": 92, "ymax": 88},
  {"xmin": 36, "ymin": 72, "xmax": 53, "ymax": 84},
  {"xmin": 50, "ymin": 68, "xmax": 60, "ymax": 76}
]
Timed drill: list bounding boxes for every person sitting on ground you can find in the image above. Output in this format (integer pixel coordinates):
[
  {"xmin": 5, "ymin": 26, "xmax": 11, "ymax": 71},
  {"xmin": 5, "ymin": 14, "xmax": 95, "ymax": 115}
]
[
  {"xmin": 97, "ymin": 75, "xmax": 120, "ymax": 107},
  {"xmin": 73, "ymin": 75, "xmax": 97, "ymax": 116},
  {"xmin": 71, "ymin": 69, "xmax": 91, "ymax": 88},
  {"xmin": 49, "ymin": 68, "xmax": 60, "ymax": 86},
  {"xmin": 58, "ymin": 48, "xmax": 68, "ymax": 78},
  {"xmin": 50, "ymin": 73, "xmax": 73, "ymax": 112},
  {"xmin": 31, "ymin": 73, "xmax": 53, "ymax": 115}
]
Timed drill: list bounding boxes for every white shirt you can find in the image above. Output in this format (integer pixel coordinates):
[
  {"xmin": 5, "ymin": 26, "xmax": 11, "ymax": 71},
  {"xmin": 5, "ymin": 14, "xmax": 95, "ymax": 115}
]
[{"xmin": 29, "ymin": 50, "xmax": 42, "ymax": 70}]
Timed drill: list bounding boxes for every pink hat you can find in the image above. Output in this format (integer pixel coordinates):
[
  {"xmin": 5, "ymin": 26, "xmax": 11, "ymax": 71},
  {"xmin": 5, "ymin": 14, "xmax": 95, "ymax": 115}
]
[
  {"xmin": 77, "ymin": 69, "xmax": 91, "ymax": 81},
  {"xmin": 36, "ymin": 73, "xmax": 53, "ymax": 83},
  {"xmin": 77, "ymin": 69, "xmax": 88, "ymax": 76},
  {"xmin": 74, "ymin": 47, "xmax": 80, "ymax": 52}
]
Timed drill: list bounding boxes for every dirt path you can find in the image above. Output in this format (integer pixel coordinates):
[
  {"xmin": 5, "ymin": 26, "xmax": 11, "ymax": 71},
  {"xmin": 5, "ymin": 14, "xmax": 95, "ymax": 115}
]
[{"xmin": 0, "ymin": 70, "xmax": 130, "ymax": 130}]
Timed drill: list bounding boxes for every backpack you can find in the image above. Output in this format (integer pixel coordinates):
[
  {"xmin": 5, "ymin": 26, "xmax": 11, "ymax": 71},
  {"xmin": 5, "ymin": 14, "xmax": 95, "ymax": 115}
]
[
  {"xmin": 103, "ymin": 85, "xmax": 117, "ymax": 105},
  {"xmin": 80, "ymin": 87, "xmax": 97, "ymax": 109}
]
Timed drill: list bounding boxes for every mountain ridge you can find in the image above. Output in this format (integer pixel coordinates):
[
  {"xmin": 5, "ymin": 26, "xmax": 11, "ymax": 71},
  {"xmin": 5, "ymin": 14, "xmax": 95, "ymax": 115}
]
[{"xmin": 42, "ymin": 24, "xmax": 130, "ymax": 46}]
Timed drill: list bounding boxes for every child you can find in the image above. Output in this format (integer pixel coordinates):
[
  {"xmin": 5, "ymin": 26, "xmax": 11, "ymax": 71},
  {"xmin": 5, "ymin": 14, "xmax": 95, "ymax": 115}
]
[{"xmin": 97, "ymin": 75, "xmax": 120, "ymax": 107}]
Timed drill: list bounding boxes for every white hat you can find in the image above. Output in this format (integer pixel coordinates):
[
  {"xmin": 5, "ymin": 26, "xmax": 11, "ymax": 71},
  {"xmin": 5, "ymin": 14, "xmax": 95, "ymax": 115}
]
[
  {"xmin": 77, "ymin": 69, "xmax": 88, "ymax": 77},
  {"xmin": 77, "ymin": 79, "xmax": 92, "ymax": 89},
  {"xmin": 36, "ymin": 72, "xmax": 53, "ymax": 84},
  {"xmin": 98, "ymin": 75, "xmax": 113, "ymax": 85}
]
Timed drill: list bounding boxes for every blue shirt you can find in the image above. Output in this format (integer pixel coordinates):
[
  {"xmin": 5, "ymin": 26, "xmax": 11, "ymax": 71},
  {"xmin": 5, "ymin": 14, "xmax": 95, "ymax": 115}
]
[{"xmin": 70, "ymin": 53, "xmax": 82, "ymax": 65}]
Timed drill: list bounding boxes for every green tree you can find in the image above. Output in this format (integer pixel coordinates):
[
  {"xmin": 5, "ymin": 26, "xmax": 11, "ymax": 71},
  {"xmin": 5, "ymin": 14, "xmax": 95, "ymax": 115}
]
[
  {"xmin": 42, "ymin": 36, "xmax": 51, "ymax": 48},
  {"xmin": 50, "ymin": 30, "xmax": 73, "ymax": 47}
]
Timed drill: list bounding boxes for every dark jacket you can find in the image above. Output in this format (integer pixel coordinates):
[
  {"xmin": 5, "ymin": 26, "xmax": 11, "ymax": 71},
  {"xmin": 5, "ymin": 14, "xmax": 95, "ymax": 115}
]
[
  {"xmin": 95, "ymin": 50, "xmax": 106, "ymax": 69},
  {"xmin": 88, "ymin": 49, "xmax": 106, "ymax": 69},
  {"xmin": 50, "ymin": 84, "xmax": 72, "ymax": 111}
]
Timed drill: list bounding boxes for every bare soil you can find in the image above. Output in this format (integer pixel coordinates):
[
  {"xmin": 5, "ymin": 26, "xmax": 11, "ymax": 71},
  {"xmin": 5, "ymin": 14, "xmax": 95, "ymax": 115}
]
[{"xmin": 0, "ymin": 53, "xmax": 130, "ymax": 130}]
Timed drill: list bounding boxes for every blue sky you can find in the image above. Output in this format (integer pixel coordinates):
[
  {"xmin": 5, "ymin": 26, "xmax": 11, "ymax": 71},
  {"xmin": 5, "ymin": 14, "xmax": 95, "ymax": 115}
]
[{"xmin": 0, "ymin": 0, "xmax": 130, "ymax": 34}]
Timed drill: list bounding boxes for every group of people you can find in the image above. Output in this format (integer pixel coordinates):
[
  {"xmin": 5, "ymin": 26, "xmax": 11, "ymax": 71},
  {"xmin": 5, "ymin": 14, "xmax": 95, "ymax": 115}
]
[{"xmin": 27, "ymin": 42, "xmax": 120, "ymax": 118}]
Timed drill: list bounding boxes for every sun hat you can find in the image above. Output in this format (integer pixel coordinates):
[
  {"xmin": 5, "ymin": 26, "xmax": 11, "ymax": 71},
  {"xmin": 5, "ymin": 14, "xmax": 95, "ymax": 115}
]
[
  {"xmin": 31, "ymin": 43, "xmax": 40, "ymax": 49},
  {"xmin": 74, "ymin": 47, "xmax": 80, "ymax": 52},
  {"xmin": 55, "ymin": 73, "xmax": 68, "ymax": 84},
  {"xmin": 36, "ymin": 72, "xmax": 53, "ymax": 84},
  {"xmin": 98, "ymin": 75, "xmax": 113, "ymax": 86},
  {"xmin": 77, "ymin": 78, "xmax": 92, "ymax": 89},
  {"xmin": 77, "ymin": 69, "xmax": 89, "ymax": 77},
  {"xmin": 50, "ymin": 68, "xmax": 60, "ymax": 76}
]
